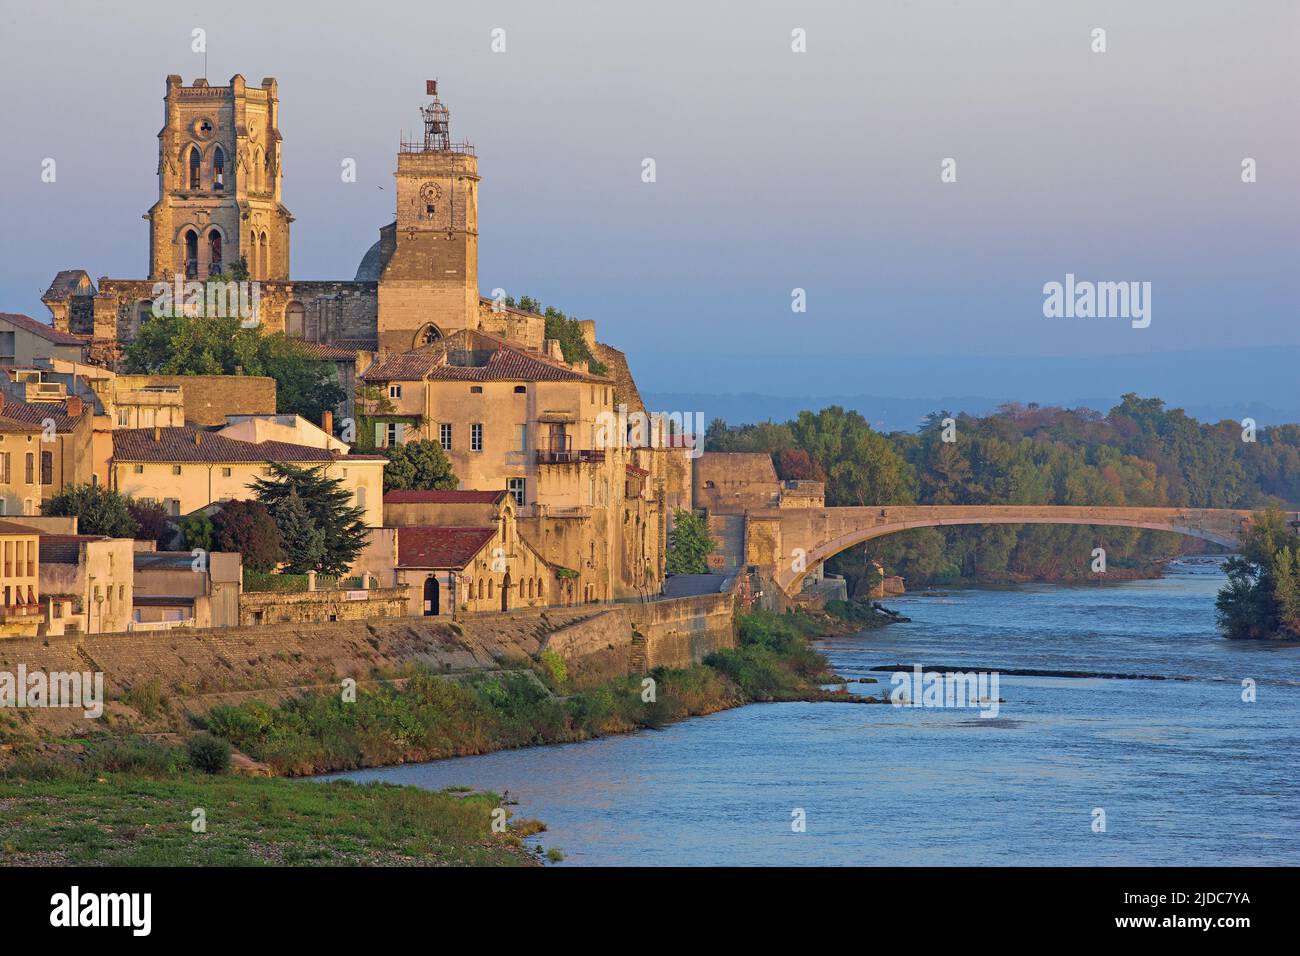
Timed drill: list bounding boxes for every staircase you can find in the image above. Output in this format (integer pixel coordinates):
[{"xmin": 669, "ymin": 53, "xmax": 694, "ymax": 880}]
[{"xmin": 628, "ymin": 630, "xmax": 648, "ymax": 672}]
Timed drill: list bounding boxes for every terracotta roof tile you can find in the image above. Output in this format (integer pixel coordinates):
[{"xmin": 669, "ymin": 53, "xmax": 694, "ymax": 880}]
[
  {"xmin": 0, "ymin": 312, "xmax": 87, "ymax": 346},
  {"xmin": 0, "ymin": 399, "xmax": 86, "ymax": 432},
  {"xmin": 396, "ymin": 526, "xmax": 495, "ymax": 569},
  {"xmin": 112, "ymin": 426, "xmax": 339, "ymax": 464},
  {"xmin": 361, "ymin": 328, "xmax": 606, "ymax": 384}
]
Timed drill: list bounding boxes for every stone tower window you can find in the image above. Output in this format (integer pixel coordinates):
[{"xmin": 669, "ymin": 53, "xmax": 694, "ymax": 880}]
[
  {"xmin": 188, "ymin": 147, "xmax": 201, "ymax": 189},
  {"xmin": 212, "ymin": 147, "xmax": 225, "ymax": 190},
  {"xmin": 208, "ymin": 231, "xmax": 223, "ymax": 276},
  {"xmin": 183, "ymin": 229, "xmax": 199, "ymax": 279}
]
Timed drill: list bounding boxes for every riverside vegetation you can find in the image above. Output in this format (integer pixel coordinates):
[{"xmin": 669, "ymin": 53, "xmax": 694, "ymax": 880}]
[{"xmin": 0, "ymin": 608, "xmax": 871, "ymax": 865}]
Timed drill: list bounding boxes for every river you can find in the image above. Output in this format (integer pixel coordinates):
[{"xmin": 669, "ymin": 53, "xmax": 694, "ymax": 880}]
[{"xmin": 330, "ymin": 559, "xmax": 1300, "ymax": 865}]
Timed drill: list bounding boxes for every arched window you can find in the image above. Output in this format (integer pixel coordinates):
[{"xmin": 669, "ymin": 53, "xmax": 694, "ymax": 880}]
[
  {"xmin": 253, "ymin": 147, "xmax": 263, "ymax": 191},
  {"xmin": 188, "ymin": 147, "xmax": 201, "ymax": 189},
  {"xmin": 285, "ymin": 301, "xmax": 304, "ymax": 337},
  {"xmin": 477, "ymin": 579, "xmax": 484, "ymax": 600},
  {"xmin": 183, "ymin": 229, "xmax": 199, "ymax": 279},
  {"xmin": 487, "ymin": 579, "xmax": 493, "ymax": 599},
  {"xmin": 527, "ymin": 578, "xmax": 534, "ymax": 599},
  {"xmin": 208, "ymin": 230, "xmax": 223, "ymax": 276},
  {"xmin": 249, "ymin": 231, "xmax": 258, "ymax": 279},
  {"xmin": 212, "ymin": 147, "xmax": 225, "ymax": 190},
  {"xmin": 259, "ymin": 232, "xmax": 269, "ymax": 280},
  {"xmin": 536, "ymin": 578, "xmax": 544, "ymax": 600}
]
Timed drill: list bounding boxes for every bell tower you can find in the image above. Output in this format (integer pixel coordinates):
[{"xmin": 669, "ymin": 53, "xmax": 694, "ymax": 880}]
[
  {"xmin": 146, "ymin": 74, "xmax": 293, "ymax": 282},
  {"xmin": 377, "ymin": 80, "xmax": 480, "ymax": 351}
]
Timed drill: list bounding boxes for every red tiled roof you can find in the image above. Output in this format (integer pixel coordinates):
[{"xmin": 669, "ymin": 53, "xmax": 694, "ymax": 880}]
[
  {"xmin": 292, "ymin": 340, "xmax": 360, "ymax": 361},
  {"xmin": 625, "ymin": 464, "xmax": 649, "ymax": 477},
  {"xmin": 112, "ymin": 426, "xmax": 339, "ymax": 464},
  {"xmin": 0, "ymin": 399, "xmax": 86, "ymax": 432},
  {"xmin": 396, "ymin": 526, "xmax": 495, "ymax": 569},
  {"xmin": 0, "ymin": 520, "xmax": 42, "ymax": 536},
  {"xmin": 385, "ymin": 489, "xmax": 506, "ymax": 505},
  {"xmin": 361, "ymin": 328, "xmax": 606, "ymax": 384},
  {"xmin": 0, "ymin": 312, "xmax": 87, "ymax": 346}
]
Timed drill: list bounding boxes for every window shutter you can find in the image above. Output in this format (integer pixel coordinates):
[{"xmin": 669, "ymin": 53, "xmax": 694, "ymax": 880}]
[{"xmin": 374, "ymin": 422, "xmax": 385, "ymax": 447}]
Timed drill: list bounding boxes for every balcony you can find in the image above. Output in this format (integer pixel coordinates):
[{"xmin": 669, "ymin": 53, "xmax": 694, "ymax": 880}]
[{"xmin": 536, "ymin": 448, "xmax": 605, "ymax": 465}]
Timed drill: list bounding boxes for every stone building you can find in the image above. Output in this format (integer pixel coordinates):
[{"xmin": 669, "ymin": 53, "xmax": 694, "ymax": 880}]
[
  {"xmin": 35, "ymin": 72, "xmax": 680, "ymax": 609},
  {"xmin": 0, "ymin": 520, "xmax": 42, "ymax": 637}
]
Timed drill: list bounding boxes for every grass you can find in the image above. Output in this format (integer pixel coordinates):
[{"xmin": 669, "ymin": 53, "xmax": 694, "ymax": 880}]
[
  {"xmin": 0, "ymin": 740, "xmax": 534, "ymax": 867},
  {"xmin": 194, "ymin": 609, "xmax": 852, "ymax": 776}
]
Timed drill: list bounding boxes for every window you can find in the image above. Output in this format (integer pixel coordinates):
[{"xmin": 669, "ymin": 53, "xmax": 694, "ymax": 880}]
[
  {"xmin": 172, "ymin": 465, "xmax": 182, "ymax": 476},
  {"xmin": 212, "ymin": 147, "xmax": 225, "ymax": 189},
  {"xmin": 0, "ymin": 331, "xmax": 14, "ymax": 366},
  {"xmin": 515, "ymin": 424, "xmax": 527, "ymax": 452},
  {"xmin": 221, "ymin": 467, "xmax": 232, "ymax": 477},
  {"xmin": 24, "ymin": 453, "xmax": 33, "ymax": 484},
  {"xmin": 507, "ymin": 478, "xmax": 526, "ymax": 507},
  {"xmin": 389, "ymin": 384, "xmax": 402, "ymax": 399},
  {"xmin": 133, "ymin": 464, "xmax": 144, "ymax": 474},
  {"xmin": 0, "ymin": 452, "xmax": 9, "ymax": 483},
  {"xmin": 385, "ymin": 422, "xmax": 402, "ymax": 447},
  {"xmin": 514, "ymin": 385, "xmax": 527, "ymax": 394},
  {"xmin": 164, "ymin": 498, "xmax": 180, "ymax": 517},
  {"xmin": 117, "ymin": 409, "xmax": 130, "ymax": 426},
  {"xmin": 183, "ymin": 229, "xmax": 199, "ymax": 279},
  {"xmin": 40, "ymin": 451, "xmax": 52, "ymax": 486},
  {"xmin": 471, "ymin": 424, "xmax": 483, "ymax": 452},
  {"xmin": 208, "ymin": 230, "xmax": 222, "ymax": 276},
  {"xmin": 439, "ymin": 423, "xmax": 453, "ymax": 451},
  {"xmin": 188, "ymin": 146, "xmax": 201, "ymax": 189},
  {"xmin": 470, "ymin": 385, "xmax": 483, "ymax": 394},
  {"xmin": 356, "ymin": 486, "xmax": 366, "ymax": 510},
  {"xmin": 285, "ymin": 301, "xmax": 305, "ymax": 337}
]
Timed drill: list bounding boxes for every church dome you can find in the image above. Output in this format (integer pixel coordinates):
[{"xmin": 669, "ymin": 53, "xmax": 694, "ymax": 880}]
[{"xmin": 354, "ymin": 240, "xmax": 384, "ymax": 281}]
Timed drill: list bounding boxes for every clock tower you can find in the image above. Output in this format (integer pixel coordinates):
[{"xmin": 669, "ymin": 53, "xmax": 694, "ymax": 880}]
[{"xmin": 377, "ymin": 81, "xmax": 480, "ymax": 351}]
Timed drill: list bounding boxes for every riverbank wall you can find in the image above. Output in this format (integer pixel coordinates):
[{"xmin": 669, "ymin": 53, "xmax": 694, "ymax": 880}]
[{"xmin": 0, "ymin": 587, "xmax": 738, "ymax": 738}]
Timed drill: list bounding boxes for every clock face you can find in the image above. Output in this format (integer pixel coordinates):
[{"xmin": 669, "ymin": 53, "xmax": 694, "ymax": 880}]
[{"xmin": 419, "ymin": 182, "xmax": 442, "ymax": 220}]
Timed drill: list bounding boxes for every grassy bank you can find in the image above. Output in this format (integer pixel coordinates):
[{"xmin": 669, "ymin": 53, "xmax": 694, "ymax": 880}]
[
  {"xmin": 0, "ymin": 609, "xmax": 854, "ymax": 865},
  {"xmin": 190, "ymin": 608, "xmax": 854, "ymax": 776},
  {"xmin": 0, "ymin": 743, "xmax": 541, "ymax": 866}
]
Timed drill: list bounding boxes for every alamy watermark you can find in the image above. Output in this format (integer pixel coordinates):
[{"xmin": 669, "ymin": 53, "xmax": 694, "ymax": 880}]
[
  {"xmin": 889, "ymin": 664, "xmax": 1000, "ymax": 718},
  {"xmin": 595, "ymin": 404, "xmax": 705, "ymax": 459},
  {"xmin": 0, "ymin": 665, "xmax": 104, "ymax": 719},
  {"xmin": 151, "ymin": 276, "xmax": 261, "ymax": 327},
  {"xmin": 1042, "ymin": 273, "xmax": 1150, "ymax": 328}
]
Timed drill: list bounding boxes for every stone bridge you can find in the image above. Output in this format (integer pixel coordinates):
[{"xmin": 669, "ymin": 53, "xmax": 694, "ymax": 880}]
[{"xmin": 742, "ymin": 505, "xmax": 1288, "ymax": 598}]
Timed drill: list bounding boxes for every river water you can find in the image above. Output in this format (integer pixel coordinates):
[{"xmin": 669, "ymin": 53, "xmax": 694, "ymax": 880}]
[{"xmin": 331, "ymin": 559, "xmax": 1300, "ymax": 865}]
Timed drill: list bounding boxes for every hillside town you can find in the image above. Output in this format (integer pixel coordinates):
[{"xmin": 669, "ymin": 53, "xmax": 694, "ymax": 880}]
[{"xmin": 0, "ymin": 74, "xmax": 835, "ymax": 639}]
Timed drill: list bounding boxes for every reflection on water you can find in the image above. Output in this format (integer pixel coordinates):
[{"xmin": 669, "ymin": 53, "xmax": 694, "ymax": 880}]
[{"xmin": 329, "ymin": 560, "xmax": 1300, "ymax": 866}]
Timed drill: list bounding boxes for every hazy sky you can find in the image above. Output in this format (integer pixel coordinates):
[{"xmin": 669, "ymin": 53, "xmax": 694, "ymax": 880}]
[{"xmin": 1, "ymin": 0, "xmax": 1296, "ymax": 404}]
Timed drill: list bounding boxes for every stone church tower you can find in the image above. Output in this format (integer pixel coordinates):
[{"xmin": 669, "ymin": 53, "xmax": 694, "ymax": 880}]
[
  {"xmin": 375, "ymin": 81, "xmax": 480, "ymax": 352},
  {"xmin": 146, "ymin": 74, "xmax": 293, "ymax": 282}
]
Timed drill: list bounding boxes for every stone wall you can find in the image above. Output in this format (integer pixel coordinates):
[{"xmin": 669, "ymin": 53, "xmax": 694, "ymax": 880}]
[
  {"xmin": 540, "ymin": 586, "xmax": 737, "ymax": 685},
  {"xmin": 238, "ymin": 586, "xmax": 410, "ymax": 626}
]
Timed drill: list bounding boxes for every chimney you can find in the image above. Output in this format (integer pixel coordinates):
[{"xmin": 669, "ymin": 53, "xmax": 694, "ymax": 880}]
[
  {"xmin": 194, "ymin": 430, "xmax": 202, "ymax": 446},
  {"xmin": 153, "ymin": 425, "xmax": 161, "ymax": 442},
  {"xmin": 65, "ymin": 395, "xmax": 83, "ymax": 418},
  {"xmin": 322, "ymin": 410, "xmax": 334, "ymax": 436}
]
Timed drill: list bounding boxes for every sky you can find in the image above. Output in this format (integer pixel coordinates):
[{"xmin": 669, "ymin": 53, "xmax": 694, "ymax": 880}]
[{"xmin": 0, "ymin": 0, "xmax": 1296, "ymax": 420}]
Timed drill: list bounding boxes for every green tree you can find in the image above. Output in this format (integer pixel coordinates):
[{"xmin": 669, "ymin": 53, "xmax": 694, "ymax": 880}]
[
  {"xmin": 253, "ymin": 463, "xmax": 367, "ymax": 575},
  {"xmin": 273, "ymin": 487, "xmax": 327, "ymax": 575},
  {"xmin": 666, "ymin": 509, "xmax": 717, "ymax": 575},
  {"xmin": 181, "ymin": 511, "xmax": 215, "ymax": 552},
  {"xmin": 42, "ymin": 484, "xmax": 140, "ymax": 538},
  {"xmin": 123, "ymin": 312, "xmax": 345, "ymax": 423},
  {"xmin": 1217, "ymin": 508, "xmax": 1300, "ymax": 639},
  {"xmin": 212, "ymin": 500, "xmax": 283, "ymax": 572},
  {"xmin": 383, "ymin": 440, "xmax": 458, "ymax": 492}
]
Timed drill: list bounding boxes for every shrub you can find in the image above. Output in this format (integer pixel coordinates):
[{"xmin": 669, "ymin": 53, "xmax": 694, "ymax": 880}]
[{"xmin": 186, "ymin": 732, "xmax": 232, "ymax": 774}]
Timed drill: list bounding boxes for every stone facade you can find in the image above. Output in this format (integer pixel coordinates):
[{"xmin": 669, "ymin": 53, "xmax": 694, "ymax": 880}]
[
  {"xmin": 238, "ymin": 586, "xmax": 410, "ymax": 627},
  {"xmin": 147, "ymin": 75, "xmax": 292, "ymax": 282}
]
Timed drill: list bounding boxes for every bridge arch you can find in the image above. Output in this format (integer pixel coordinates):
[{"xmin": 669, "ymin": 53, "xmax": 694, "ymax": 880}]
[{"xmin": 758, "ymin": 505, "xmax": 1263, "ymax": 597}]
